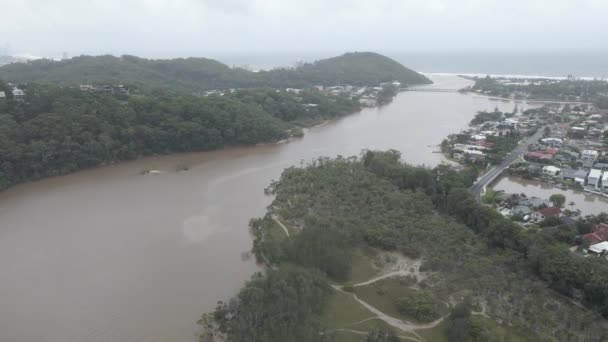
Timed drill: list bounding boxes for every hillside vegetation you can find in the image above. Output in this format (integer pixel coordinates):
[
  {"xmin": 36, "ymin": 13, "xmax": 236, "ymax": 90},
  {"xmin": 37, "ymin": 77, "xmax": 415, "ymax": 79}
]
[
  {"xmin": 0, "ymin": 52, "xmax": 431, "ymax": 94},
  {"xmin": 0, "ymin": 83, "xmax": 359, "ymax": 190},
  {"xmin": 203, "ymin": 151, "xmax": 608, "ymax": 342}
]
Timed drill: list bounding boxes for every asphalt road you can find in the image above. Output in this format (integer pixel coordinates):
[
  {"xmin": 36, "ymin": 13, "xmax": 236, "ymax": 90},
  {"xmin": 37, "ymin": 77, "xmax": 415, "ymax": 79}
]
[{"xmin": 469, "ymin": 127, "xmax": 546, "ymax": 202}]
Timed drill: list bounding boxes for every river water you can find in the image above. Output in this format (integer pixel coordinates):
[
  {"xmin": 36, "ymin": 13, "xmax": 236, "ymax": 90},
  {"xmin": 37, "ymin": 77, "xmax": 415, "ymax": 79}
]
[
  {"xmin": 0, "ymin": 75, "xmax": 537, "ymax": 342},
  {"xmin": 493, "ymin": 176, "xmax": 608, "ymax": 216}
]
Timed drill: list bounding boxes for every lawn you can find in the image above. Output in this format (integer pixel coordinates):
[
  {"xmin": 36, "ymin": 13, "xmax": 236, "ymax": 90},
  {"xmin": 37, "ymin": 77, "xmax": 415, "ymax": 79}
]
[
  {"xmin": 345, "ymin": 247, "xmax": 380, "ymax": 284},
  {"xmin": 470, "ymin": 316, "xmax": 536, "ymax": 342},
  {"xmin": 415, "ymin": 320, "xmax": 448, "ymax": 342},
  {"xmin": 354, "ymin": 277, "xmax": 448, "ymax": 323},
  {"xmin": 320, "ymin": 288, "xmax": 419, "ymax": 341},
  {"xmin": 415, "ymin": 315, "xmax": 536, "ymax": 342},
  {"xmin": 320, "ymin": 290, "xmax": 377, "ymax": 329}
]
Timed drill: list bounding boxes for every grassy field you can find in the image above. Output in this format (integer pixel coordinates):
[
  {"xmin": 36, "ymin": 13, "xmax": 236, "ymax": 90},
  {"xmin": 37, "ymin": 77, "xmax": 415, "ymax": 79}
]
[
  {"xmin": 470, "ymin": 316, "xmax": 536, "ymax": 342},
  {"xmin": 416, "ymin": 320, "xmax": 448, "ymax": 342},
  {"xmin": 345, "ymin": 247, "xmax": 381, "ymax": 284},
  {"xmin": 320, "ymin": 290, "xmax": 377, "ymax": 329},
  {"xmin": 354, "ymin": 277, "xmax": 448, "ymax": 323},
  {"xmin": 414, "ymin": 315, "xmax": 536, "ymax": 342}
]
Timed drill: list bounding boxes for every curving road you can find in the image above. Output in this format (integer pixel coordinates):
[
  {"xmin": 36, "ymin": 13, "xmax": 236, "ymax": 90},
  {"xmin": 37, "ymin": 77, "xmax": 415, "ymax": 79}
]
[{"xmin": 469, "ymin": 127, "xmax": 546, "ymax": 202}]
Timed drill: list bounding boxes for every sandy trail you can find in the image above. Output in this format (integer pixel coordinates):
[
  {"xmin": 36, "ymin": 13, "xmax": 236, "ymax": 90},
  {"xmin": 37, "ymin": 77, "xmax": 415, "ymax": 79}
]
[
  {"xmin": 271, "ymin": 215, "xmax": 290, "ymax": 237},
  {"xmin": 354, "ymin": 255, "xmax": 425, "ymax": 287},
  {"xmin": 332, "ymin": 285, "xmax": 444, "ymax": 342}
]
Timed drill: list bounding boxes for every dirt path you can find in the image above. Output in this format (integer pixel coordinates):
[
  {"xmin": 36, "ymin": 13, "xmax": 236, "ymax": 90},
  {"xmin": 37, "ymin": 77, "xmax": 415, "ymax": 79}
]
[
  {"xmin": 329, "ymin": 256, "xmax": 451, "ymax": 341},
  {"xmin": 332, "ymin": 285, "xmax": 445, "ymax": 342},
  {"xmin": 271, "ymin": 215, "xmax": 290, "ymax": 237},
  {"xmin": 354, "ymin": 255, "xmax": 425, "ymax": 287}
]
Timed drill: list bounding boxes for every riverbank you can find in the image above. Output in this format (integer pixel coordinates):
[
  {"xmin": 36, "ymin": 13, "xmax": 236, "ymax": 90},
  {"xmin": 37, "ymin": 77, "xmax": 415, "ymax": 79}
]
[{"xmin": 469, "ymin": 92, "xmax": 594, "ymax": 105}]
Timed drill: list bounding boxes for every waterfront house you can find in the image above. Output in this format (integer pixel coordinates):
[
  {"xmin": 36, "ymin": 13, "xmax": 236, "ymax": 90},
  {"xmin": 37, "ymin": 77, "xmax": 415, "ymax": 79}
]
[
  {"xmin": 586, "ymin": 169, "xmax": 602, "ymax": 190},
  {"xmin": 512, "ymin": 205, "xmax": 533, "ymax": 217},
  {"xmin": 531, "ymin": 207, "xmax": 561, "ymax": 222},
  {"xmin": 542, "ymin": 165, "xmax": 560, "ymax": 178},
  {"xmin": 583, "ymin": 223, "xmax": 608, "ymax": 245},
  {"xmin": 559, "ymin": 168, "xmax": 587, "ymax": 186},
  {"xmin": 519, "ymin": 196, "xmax": 551, "ymax": 209}
]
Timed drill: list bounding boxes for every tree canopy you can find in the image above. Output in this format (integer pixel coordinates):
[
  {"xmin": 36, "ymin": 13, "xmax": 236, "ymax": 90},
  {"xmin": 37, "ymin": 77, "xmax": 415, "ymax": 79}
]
[{"xmin": 0, "ymin": 83, "xmax": 359, "ymax": 190}]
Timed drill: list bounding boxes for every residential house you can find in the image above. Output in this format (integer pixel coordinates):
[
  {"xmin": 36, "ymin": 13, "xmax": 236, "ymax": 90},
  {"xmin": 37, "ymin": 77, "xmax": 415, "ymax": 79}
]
[
  {"xmin": 589, "ymin": 241, "xmax": 608, "ymax": 255},
  {"xmin": 115, "ymin": 85, "xmax": 129, "ymax": 95},
  {"xmin": 520, "ymin": 196, "xmax": 550, "ymax": 209},
  {"xmin": 602, "ymin": 172, "xmax": 608, "ymax": 193},
  {"xmin": 531, "ymin": 207, "xmax": 561, "ymax": 222},
  {"xmin": 512, "ymin": 205, "xmax": 533, "ymax": 217},
  {"xmin": 526, "ymin": 151, "xmax": 555, "ymax": 161},
  {"xmin": 12, "ymin": 87, "xmax": 25, "ymax": 100},
  {"xmin": 541, "ymin": 137, "xmax": 563, "ymax": 147},
  {"xmin": 583, "ymin": 223, "xmax": 608, "ymax": 245},
  {"xmin": 559, "ymin": 168, "xmax": 587, "ymax": 186},
  {"xmin": 581, "ymin": 150, "xmax": 599, "ymax": 163},
  {"xmin": 587, "ymin": 169, "xmax": 603, "ymax": 190},
  {"xmin": 560, "ymin": 216, "xmax": 576, "ymax": 226},
  {"xmin": 0, "ymin": 91, "xmax": 5, "ymax": 99},
  {"xmin": 474, "ymin": 140, "xmax": 495, "ymax": 149},
  {"xmin": 542, "ymin": 165, "xmax": 560, "ymax": 178},
  {"xmin": 594, "ymin": 162, "xmax": 608, "ymax": 171}
]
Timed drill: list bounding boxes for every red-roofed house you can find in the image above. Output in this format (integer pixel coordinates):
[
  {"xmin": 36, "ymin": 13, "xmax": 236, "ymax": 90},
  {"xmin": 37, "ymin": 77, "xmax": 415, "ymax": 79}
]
[
  {"xmin": 475, "ymin": 140, "xmax": 495, "ymax": 149},
  {"xmin": 526, "ymin": 151, "xmax": 554, "ymax": 161},
  {"xmin": 531, "ymin": 207, "xmax": 561, "ymax": 222},
  {"xmin": 583, "ymin": 223, "xmax": 608, "ymax": 245},
  {"xmin": 545, "ymin": 148, "xmax": 559, "ymax": 156}
]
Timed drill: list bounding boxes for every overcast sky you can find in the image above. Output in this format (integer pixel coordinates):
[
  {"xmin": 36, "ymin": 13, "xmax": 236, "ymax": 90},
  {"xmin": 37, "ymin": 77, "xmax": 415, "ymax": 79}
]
[{"xmin": 2, "ymin": 0, "xmax": 608, "ymax": 59}]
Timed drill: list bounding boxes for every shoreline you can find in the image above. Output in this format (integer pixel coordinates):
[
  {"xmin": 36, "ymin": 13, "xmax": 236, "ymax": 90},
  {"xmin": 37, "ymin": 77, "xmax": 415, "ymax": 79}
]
[
  {"xmin": 467, "ymin": 92, "xmax": 594, "ymax": 105},
  {"xmin": 0, "ymin": 103, "xmax": 378, "ymax": 195}
]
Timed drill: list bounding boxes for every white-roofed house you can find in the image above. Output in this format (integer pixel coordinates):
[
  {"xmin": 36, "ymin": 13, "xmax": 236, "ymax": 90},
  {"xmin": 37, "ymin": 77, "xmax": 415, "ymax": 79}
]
[
  {"xmin": 542, "ymin": 165, "xmax": 560, "ymax": 178},
  {"xmin": 588, "ymin": 241, "xmax": 608, "ymax": 255},
  {"xmin": 587, "ymin": 169, "xmax": 603, "ymax": 190}
]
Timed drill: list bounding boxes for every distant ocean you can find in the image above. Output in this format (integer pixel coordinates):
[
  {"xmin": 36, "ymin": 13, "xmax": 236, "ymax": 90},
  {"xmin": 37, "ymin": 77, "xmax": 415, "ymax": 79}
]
[{"xmin": 211, "ymin": 51, "xmax": 608, "ymax": 79}]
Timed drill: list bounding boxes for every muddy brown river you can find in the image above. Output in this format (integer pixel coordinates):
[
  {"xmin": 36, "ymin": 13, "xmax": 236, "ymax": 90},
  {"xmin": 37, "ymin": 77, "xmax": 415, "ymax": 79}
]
[{"xmin": 0, "ymin": 75, "xmax": 538, "ymax": 342}]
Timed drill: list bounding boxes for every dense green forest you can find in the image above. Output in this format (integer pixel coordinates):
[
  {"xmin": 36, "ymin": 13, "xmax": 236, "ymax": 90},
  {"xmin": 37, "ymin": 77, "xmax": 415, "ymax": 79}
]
[
  {"xmin": 0, "ymin": 81, "xmax": 359, "ymax": 190},
  {"xmin": 205, "ymin": 151, "xmax": 608, "ymax": 341},
  {"xmin": 0, "ymin": 52, "xmax": 431, "ymax": 95}
]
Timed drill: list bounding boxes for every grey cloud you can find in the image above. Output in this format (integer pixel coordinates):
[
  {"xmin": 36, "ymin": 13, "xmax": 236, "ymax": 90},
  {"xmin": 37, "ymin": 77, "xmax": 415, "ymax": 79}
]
[{"xmin": 1, "ymin": 0, "xmax": 607, "ymax": 58}]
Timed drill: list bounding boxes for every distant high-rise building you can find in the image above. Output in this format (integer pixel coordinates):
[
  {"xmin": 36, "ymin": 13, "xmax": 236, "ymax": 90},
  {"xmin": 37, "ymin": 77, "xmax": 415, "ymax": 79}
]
[{"xmin": 62, "ymin": 52, "xmax": 69, "ymax": 60}]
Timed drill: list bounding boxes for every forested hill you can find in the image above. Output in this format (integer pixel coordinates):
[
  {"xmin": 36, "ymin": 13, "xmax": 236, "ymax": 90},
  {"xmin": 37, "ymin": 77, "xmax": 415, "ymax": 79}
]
[{"xmin": 0, "ymin": 52, "xmax": 430, "ymax": 94}]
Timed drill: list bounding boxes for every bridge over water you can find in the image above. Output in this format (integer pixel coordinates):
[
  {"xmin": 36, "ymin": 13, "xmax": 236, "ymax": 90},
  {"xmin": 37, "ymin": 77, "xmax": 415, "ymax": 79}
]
[{"xmin": 402, "ymin": 87, "xmax": 460, "ymax": 93}]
